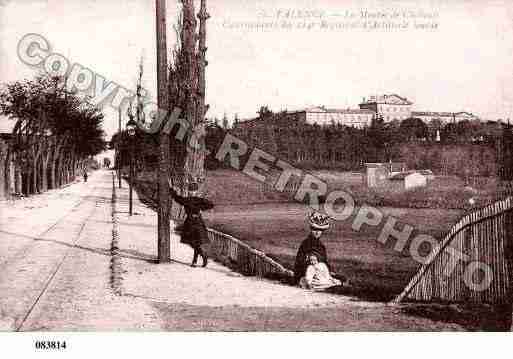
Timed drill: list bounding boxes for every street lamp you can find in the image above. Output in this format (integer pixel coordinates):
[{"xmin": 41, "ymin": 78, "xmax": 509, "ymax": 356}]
[{"xmin": 126, "ymin": 117, "xmax": 137, "ymax": 216}]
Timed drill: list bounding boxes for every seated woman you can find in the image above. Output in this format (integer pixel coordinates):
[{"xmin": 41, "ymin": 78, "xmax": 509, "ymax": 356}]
[
  {"xmin": 294, "ymin": 212, "xmax": 348, "ymax": 288},
  {"xmin": 294, "ymin": 212, "xmax": 332, "ymax": 284},
  {"xmin": 300, "ymin": 252, "xmax": 341, "ymax": 290}
]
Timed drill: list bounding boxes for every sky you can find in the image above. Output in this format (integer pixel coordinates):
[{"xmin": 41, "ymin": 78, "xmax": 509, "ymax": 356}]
[{"xmin": 1, "ymin": 0, "xmax": 513, "ymax": 137}]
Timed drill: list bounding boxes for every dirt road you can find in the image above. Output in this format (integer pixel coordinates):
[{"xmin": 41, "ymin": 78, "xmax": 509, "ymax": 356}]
[{"xmin": 0, "ymin": 171, "xmax": 161, "ymax": 331}]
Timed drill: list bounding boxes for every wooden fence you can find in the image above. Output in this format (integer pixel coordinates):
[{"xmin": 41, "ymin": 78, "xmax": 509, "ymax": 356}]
[
  {"xmin": 125, "ymin": 176, "xmax": 293, "ymax": 281},
  {"xmin": 206, "ymin": 228, "xmax": 294, "ymax": 280},
  {"xmin": 393, "ymin": 196, "xmax": 513, "ymax": 304}
]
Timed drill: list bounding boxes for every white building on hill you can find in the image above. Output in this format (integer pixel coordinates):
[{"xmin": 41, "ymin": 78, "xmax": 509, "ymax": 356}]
[{"xmin": 411, "ymin": 111, "xmax": 480, "ymax": 125}]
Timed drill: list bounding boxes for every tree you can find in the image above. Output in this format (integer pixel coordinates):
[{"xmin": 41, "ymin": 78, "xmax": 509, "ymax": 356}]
[
  {"xmin": 441, "ymin": 120, "xmax": 476, "ymax": 144},
  {"xmin": 399, "ymin": 117, "xmax": 428, "ymax": 142},
  {"xmin": 367, "ymin": 114, "xmax": 386, "ymax": 162},
  {"xmin": 222, "ymin": 113, "xmax": 229, "ymax": 129},
  {"xmin": 258, "ymin": 105, "xmax": 272, "ymax": 118},
  {"xmin": 0, "ymin": 74, "xmax": 105, "ymax": 195},
  {"xmin": 498, "ymin": 123, "xmax": 513, "ymax": 180},
  {"xmin": 164, "ymin": 0, "xmax": 210, "ymax": 223}
]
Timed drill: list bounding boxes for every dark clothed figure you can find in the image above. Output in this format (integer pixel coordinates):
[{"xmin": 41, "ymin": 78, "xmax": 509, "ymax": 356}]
[
  {"xmin": 83, "ymin": 171, "xmax": 88, "ymax": 183},
  {"xmin": 170, "ymin": 187, "xmax": 214, "ymax": 267},
  {"xmin": 293, "ymin": 234, "xmax": 331, "ymax": 285}
]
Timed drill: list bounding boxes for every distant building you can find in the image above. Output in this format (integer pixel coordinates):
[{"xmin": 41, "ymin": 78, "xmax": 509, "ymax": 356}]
[
  {"xmin": 358, "ymin": 94, "xmax": 480, "ymax": 125},
  {"xmin": 233, "ymin": 106, "xmax": 375, "ymax": 131},
  {"xmin": 365, "ymin": 163, "xmax": 390, "ymax": 187},
  {"xmin": 232, "ymin": 94, "xmax": 483, "ymax": 149},
  {"xmin": 365, "ymin": 162, "xmax": 407, "ymax": 187},
  {"xmin": 359, "ymin": 94, "xmax": 413, "ymax": 122},
  {"xmin": 411, "ymin": 111, "xmax": 480, "ymax": 125},
  {"xmin": 279, "ymin": 106, "xmax": 375, "ymax": 129},
  {"xmin": 389, "ymin": 171, "xmax": 428, "ymax": 190}
]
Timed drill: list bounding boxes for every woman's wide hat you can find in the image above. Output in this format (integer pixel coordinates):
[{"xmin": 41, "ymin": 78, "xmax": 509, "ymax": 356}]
[{"xmin": 308, "ymin": 211, "xmax": 330, "ymax": 231}]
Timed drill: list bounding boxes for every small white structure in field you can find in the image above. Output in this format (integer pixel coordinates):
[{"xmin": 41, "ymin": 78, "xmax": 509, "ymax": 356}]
[
  {"xmin": 365, "ymin": 162, "xmax": 407, "ymax": 188},
  {"xmin": 365, "ymin": 163, "xmax": 388, "ymax": 187},
  {"xmin": 389, "ymin": 171, "xmax": 427, "ymax": 190},
  {"xmin": 418, "ymin": 169, "xmax": 435, "ymax": 181}
]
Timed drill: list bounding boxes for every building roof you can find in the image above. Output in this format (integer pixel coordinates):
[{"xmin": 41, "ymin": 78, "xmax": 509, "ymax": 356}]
[
  {"xmin": 324, "ymin": 108, "xmax": 375, "ymax": 114},
  {"xmin": 360, "ymin": 94, "xmax": 413, "ymax": 105},
  {"xmin": 235, "ymin": 106, "xmax": 375, "ymax": 126},
  {"xmin": 412, "ymin": 111, "xmax": 478, "ymax": 118},
  {"xmin": 288, "ymin": 106, "xmax": 374, "ymax": 115},
  {"xmin": 365, "ymin": 162, "xmax": 386, "ymax": 168},
  {"xmin": 389, "ymin": 171, "xmax": 425, "ymax": 180}
]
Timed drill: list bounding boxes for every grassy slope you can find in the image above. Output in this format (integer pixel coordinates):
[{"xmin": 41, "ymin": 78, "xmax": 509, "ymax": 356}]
[
  {"xmin": 204, "ymin": 203, "xmax": 462, "ymax": 302},
  {"xmin": 135, "ymin": 169, "xmax": 482, "ymax": 301}
]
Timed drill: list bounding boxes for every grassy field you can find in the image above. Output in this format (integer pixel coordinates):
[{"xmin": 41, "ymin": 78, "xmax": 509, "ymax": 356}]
[
  {"xmin": 203, "ymin": 203, "xmax": 463, "ymax": 302},
  {"xmin": 132, "ymin": 169, "xmax": 506, "ymax": 301},
  {"xmin": 312, "ymin": 170, "xmax": 505, "ymax": 210},
  {"xmin": 134, "ymin": 168, "xmax": 506, "ymax": 209}
]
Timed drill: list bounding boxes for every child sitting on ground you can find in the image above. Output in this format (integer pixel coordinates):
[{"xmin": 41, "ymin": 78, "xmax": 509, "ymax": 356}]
[{"xmin": 300, "ymin": 252, "xmax": 342, "ymax": 290}]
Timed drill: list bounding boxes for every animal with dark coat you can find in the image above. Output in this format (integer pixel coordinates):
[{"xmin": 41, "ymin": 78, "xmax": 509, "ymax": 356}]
[{"xmin": 169, "ymin": 184, "xmax": 214, "ymax": 267}]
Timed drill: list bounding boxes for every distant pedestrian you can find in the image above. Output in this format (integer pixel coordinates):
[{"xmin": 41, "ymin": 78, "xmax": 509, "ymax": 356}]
[
  {"xmin": 83, "ymin": 170, "xmax": 88, "ymax": 183},
  {"xmin": 169, "ymin": 181, "xmax": 214, "ymax": 267}
]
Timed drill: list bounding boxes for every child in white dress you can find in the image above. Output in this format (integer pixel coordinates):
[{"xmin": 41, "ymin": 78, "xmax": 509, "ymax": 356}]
[{"xmin": 300, "ymin": 253, "xmax": 341, "ymax": 290}]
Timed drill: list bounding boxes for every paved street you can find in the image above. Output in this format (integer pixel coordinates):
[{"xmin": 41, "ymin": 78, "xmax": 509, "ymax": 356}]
[{"xmin": 0, "ymin": 170, "xmax": 466, "ymax": 331}]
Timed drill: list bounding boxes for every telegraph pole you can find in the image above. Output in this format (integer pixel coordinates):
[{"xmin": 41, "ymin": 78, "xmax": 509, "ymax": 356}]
[
  {"xmin": 117, "ymin": 107, "xmax": 122, "ymax": 189},
  {"xmin": 156, "ymin": 0, "xmax": 171, "ymax": 262}
]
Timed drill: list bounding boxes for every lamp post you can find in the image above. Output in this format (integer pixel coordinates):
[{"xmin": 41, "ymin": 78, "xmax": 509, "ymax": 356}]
[{"xmin": 126, "ymin": 117, "xmax": 137, "ymax": 216}]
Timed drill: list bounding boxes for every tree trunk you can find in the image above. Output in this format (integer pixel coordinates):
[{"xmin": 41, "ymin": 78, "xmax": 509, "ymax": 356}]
[
  {"xmin": 31, "ymin": 157, "xmax": 38, "ymax": 194},
  {"xmin": 182, "ymin": 0, "xmax": 208, "ymax": 190},
  {"xmin": 55, "ymin": 148, "xmax": 66, "ymax": 187},
  {"xmin": 5, "ymin": 147, "xmax": 13, "ymax": 198},
  {"xmin": 50, "ymin": 156, "xmax": 57, "ymax": 189},
  {"xmin": 0, "ymin": 140, "xmax": 7, "ymax": 199},
  {"xmin": 51, "ymin": 141, "xmax": 63, "ymax": 189},
  {"xmin": 14, "ymin": 154, "xmax": 22, "ymax": 194},
  {"xmin": 41, "ymin": 156, "xmax": 49, "ymax": 192}
]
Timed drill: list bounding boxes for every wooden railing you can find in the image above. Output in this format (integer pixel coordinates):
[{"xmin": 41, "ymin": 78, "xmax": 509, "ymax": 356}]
[
  {"xmin": 206, "ymin": 228, "xmax": 294, "ymax": 280},
  {"xmin": 393, "ymin": 196, "xmax": 513, "ymax": 304}
]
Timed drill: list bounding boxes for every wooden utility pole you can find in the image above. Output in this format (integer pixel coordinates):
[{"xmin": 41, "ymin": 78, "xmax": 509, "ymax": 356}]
[
  {"xmin": 156, "ymin": 0, "xmax": 171, "ymax": 262},
  {"xmin": 117, "ymin": 107, "xmax": 122, "ymax": 189}
]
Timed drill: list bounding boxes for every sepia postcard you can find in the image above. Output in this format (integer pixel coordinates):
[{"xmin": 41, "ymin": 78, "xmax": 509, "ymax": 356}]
[{"xmin": 0, "ymin": 0, "xmax": 512, "ymax": 357}]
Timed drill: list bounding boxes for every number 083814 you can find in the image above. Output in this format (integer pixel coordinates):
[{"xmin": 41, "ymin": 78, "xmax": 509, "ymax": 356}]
[{"xmin": 35, "ymin": 341, "xmax": 67, "ymax": 350}]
